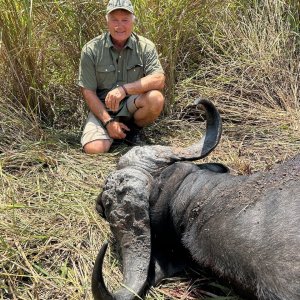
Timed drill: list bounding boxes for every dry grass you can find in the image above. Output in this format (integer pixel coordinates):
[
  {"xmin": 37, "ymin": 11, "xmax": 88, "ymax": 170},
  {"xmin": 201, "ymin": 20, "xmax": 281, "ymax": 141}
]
[
  {"xmin": 1, "ymin": 149, "xmax": 117, "ymax": 299},
  {"xmin": 1, "ymin": 95, "xmax": 299, "ymax": 299}
]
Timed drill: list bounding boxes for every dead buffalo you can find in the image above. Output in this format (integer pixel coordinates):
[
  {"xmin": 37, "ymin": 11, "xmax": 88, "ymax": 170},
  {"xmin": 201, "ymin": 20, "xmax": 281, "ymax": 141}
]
[{"xmin": 92, "ymin": 99, "xmax": 300, "ymax": 300}]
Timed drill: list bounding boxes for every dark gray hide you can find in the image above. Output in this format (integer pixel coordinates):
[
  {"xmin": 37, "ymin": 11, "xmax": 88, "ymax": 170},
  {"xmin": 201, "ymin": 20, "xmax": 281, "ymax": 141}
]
[
  {"xmin": 92, "ymin": 99, "xmax": 300, "ymax": 300},
  {"xmin": 150, "ymin": 156, "xmax": 300, "ymax": 300}
]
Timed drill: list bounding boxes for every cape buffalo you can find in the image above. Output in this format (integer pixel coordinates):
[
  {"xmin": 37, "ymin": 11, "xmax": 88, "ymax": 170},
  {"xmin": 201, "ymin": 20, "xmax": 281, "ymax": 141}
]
[{"xmin": 92, "ymin": 99, "xmax": 300, "ymax": 300}]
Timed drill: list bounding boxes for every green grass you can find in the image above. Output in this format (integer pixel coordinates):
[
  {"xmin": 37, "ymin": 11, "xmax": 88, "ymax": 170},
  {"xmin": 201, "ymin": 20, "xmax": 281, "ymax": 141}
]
[{"xmin": 2, "ymin": 0, "xmax": 297, "ymax": 121}]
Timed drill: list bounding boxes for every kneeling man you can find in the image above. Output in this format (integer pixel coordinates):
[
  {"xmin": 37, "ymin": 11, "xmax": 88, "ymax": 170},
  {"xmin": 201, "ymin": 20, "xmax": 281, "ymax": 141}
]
[{"xmin": 78, "ymin": 0, "xmax": 165, "ymax": 153}]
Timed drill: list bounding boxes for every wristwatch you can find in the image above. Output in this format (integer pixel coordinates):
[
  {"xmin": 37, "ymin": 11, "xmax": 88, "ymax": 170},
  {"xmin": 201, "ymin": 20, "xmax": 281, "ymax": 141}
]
[
  {"xmin": 103, "ymin": 117, "xmax": 114, "ymax": 129},
  {"xmin": 121, "ymin": 85, "xmax": 128, "ymax": 95}
]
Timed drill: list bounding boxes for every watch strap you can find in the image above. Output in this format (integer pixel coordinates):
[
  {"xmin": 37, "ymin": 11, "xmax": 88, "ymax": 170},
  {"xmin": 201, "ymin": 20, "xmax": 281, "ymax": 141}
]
[{"xmin": 103, "ymin": 117, "xmax": 114, "ymax": 129}]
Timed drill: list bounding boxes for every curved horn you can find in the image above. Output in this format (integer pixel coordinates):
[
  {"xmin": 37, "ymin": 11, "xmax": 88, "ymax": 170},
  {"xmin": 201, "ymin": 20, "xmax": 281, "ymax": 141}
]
[
  {"xmin": 172, "ymin": 98, "xmax": 222, "ymax": 161},
  {"xmin": 92, "ymin": 241, "xmax": 115, "ymax": 300},
  {"xmin": 118, "ymin": 99, "xmax": 222, "ymax": 174}
]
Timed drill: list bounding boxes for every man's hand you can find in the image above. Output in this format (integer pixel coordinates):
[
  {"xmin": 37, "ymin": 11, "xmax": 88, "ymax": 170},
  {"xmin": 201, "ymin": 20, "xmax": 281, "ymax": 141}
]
[
  {"xmin": 106, "ymin": 120, "xmax": 129, "ymax": 139},
  {"xmin": 105, "ymin": 87, "xmax": 126, "ymax": 112}
]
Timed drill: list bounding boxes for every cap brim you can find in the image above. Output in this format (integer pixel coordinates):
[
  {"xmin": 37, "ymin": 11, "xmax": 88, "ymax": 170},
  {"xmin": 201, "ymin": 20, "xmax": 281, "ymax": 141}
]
[{"xmin": 107, "ymin": 7, "xmax": 134, "ymax": 14}]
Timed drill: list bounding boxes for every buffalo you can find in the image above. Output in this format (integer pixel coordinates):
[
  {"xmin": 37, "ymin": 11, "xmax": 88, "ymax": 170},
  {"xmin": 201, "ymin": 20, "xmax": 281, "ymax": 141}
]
[{"xmin": 92, "ymin": 99, "xmax": 300, "ymax": 300}]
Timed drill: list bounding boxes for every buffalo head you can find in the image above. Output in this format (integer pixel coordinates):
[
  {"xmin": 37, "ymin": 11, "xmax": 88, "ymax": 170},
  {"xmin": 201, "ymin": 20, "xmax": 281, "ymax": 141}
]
[{"xmin": 92, "ymin": 99, "xmax": 222, "ymax": 300}]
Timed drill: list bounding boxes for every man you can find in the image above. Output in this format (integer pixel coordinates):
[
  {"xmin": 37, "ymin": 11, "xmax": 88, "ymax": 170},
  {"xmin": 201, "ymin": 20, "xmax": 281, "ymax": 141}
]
[{"xmin": 78, "ymin": 0, "xmax": 165, "ymax": 154}]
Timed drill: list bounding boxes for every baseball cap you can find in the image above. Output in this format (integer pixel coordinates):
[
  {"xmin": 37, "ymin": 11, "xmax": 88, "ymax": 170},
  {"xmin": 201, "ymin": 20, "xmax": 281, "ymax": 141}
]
[{"xmin": 106, "ymin": 0, "xmax": 134, "ymax": 15}]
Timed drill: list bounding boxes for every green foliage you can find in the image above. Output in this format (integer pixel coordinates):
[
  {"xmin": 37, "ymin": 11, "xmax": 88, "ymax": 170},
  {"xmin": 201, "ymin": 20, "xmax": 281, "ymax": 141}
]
[
  {"xmin": 0, "ymin": 0, "xmax": 45, "ymax": 115},
  {"xmin": 0, "ymin": 0, "xmax": 299, "ymax": 124},
  {"xmin": 0, "ymin": 0, "xmax": 106, "ymax": 123},
  {"xmin": 177, "ymin": 0, "xmax": 300, "ymax": 115},
  {"xmin": 133, "ymin": 0, "xmax": 204, "ymax": 111}
]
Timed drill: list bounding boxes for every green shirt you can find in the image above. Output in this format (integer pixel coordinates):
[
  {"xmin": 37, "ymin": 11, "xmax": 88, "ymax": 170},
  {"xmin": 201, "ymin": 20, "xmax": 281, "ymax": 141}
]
[{"xmin": 78, "ymin": 32, "xmax": 164, "ymax": 100}]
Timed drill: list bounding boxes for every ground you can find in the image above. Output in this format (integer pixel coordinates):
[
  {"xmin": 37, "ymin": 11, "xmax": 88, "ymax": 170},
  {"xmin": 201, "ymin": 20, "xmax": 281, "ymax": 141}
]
[{"xmin": 1, "ymin": 103, "xmax": 299, "ymax": 300}]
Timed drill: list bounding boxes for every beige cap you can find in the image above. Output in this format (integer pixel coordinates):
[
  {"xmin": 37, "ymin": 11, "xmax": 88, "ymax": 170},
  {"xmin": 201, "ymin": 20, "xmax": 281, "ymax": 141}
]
[{"xmin": 106, "ymin": 0, "xmax": 134, "ymax": 15}]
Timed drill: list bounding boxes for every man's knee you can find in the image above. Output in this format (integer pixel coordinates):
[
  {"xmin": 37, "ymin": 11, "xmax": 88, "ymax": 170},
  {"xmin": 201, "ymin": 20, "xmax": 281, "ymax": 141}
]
[
  {"xmin": 83, "ymin": 140, "xmax": 112, "ymax": 154},
  {"xmin": 139, "ymin": 90, "xmax": 164, "ymax": 115},
  {"xmin": 150, "ymin": 90, "xmax": 164, "ymax": 114}
]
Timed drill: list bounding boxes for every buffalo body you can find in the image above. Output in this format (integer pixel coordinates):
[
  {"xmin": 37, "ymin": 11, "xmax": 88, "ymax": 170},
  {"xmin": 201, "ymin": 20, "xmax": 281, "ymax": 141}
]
[
  {"xmin": 150, "ymin": 157, "xmax": 300, "ymax": 299},
  {"xmin": 92, "ymin": 100, "xmax": 300, "ymax": 300}
]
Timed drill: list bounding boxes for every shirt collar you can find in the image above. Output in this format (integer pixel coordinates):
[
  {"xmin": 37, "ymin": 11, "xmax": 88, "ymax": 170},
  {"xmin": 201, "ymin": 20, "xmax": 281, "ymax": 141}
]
[{"xmin": 105, "ymin": 33, "xmax": 134, "ymax": 50}]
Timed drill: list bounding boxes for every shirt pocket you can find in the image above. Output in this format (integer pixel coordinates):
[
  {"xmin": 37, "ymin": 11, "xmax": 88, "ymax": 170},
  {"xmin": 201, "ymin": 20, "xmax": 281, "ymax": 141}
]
[
  {"xmin": 126, "ymin": 63, "xmax": 144, "ymax": 83},
  {"xmin": 96, "ymin": 64, "xmax": 116, "ymax": 89}
]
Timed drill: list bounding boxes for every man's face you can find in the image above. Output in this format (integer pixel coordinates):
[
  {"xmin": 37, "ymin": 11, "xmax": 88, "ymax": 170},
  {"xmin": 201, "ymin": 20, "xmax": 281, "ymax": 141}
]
[{"xmin": 107, "ymin": 10, "xmax": 134, "ymax": 47}]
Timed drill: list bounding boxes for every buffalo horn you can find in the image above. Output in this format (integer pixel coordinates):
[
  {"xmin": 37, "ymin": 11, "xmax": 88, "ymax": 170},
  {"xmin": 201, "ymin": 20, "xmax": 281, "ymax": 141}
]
[
  {"xmin": 172, "ymin": 99, "xmax": 222, "ymax": 161},
  {"xmin": 91, "ymin": 241, "xmax": 115, "ymax": 300}
]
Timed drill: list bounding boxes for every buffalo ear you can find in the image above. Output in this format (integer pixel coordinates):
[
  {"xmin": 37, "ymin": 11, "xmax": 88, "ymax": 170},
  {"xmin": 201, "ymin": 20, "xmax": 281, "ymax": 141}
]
[{"xmin": 197, "ymin": 163, "xmax": 230, "ymax": 173}]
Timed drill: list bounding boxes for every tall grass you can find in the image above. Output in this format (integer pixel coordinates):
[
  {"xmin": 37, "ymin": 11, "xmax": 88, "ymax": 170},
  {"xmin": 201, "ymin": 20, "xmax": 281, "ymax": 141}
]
[
  {"xmin": 0, "ymin": 0, "xmax": 106, "ymax": 124},
  {"xmin": 1, "ymin": 0, "xmax": 299, "ymax": 122},
  {"xmin": 133, "ymin": 0, "xmax": 216, "ymax": 111},
  {"xmin": 177, "ymin": 0, "xmax": 300, "ymax": 118},
  {"xmin": 0, "ymin": 0, "xmax": 45, "ymax": 116}
]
